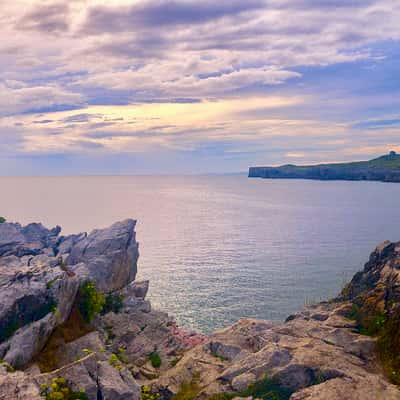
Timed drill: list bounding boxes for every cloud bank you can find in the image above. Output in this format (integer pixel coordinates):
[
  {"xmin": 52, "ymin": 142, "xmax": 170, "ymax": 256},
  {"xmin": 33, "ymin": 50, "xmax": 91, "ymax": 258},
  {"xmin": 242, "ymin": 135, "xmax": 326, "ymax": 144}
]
[{"xmin": 0, "ymin": 0, "xmax": 399, "ymax": 173}]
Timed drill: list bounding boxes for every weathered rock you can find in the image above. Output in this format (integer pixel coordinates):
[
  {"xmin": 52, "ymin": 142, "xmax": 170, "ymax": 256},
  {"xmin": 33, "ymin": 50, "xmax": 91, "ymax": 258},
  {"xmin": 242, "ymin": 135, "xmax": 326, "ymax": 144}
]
[
  {"xmin": 154, "ymin": 303, "xmax": 400, "ymax": 399},
  {"xmin": 123, "ymin": 280, "xmax": 149, "ymax": 300},
  {"xmin": 48, "ymin": 331, "xmax": 105, "ymax": 369},
  {"xmin": 231, "ymin": 372, "xmax": 256, "ymax": 392},
  {"xmin": 0, "ymin": 261, "xmax": 80, "ymax": 368},
  {"xmin": 0, "ymin": 366, "xmax": 41, "ymax": 400},
  {"xmin": 97, "ymin": 361, "xmax": 141, "ymax": 400},
  {"xmin": 290, "ymin": 375, "xmax": 400, "ymax": 400},
  {"xmin": 0, "ymin": 222, "xmax": 60, "ymax": 257},
  {"xmin": 66, "ymin": 219, "xmax": 139, "ymax": 291},
  {"xmin": 0, "ymin": 220, "xmax": 139, "ymax": 369}
]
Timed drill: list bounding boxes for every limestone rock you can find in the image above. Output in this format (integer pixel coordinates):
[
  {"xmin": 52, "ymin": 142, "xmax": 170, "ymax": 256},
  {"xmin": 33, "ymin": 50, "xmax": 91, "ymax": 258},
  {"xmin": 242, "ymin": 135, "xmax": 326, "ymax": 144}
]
[
  {"xmin": 0, "ymin": 366, "xmax": 41, "ymax": 400},
  {"xmin": 0, "ymin": 222, "xmax": 60, "ymax": 257},
  {"xmin": 66, "ymin": 219, "xmax": 139, "ymax": 291},
  {"xmin": 97, "ymin": 361, "xmax": 140, "ymax": 400},
  {"xmin": 0, "ymin": 220, "xmax": 139, "ymax": 369}
]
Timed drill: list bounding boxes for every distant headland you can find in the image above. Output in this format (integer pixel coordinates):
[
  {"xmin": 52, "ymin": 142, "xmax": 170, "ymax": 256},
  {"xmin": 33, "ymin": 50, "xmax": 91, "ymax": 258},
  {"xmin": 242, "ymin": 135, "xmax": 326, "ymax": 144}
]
[{"xmin": 249, "ymin": 151, "xmax": 400, "ymax": 182}]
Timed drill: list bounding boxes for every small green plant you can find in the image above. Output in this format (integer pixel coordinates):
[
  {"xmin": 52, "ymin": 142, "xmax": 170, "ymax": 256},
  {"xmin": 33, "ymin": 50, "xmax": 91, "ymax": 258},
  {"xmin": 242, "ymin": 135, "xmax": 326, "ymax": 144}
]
[
  {"xmin": 0, "ymin": 217, "xmax": 6, "ymax": 224},
  {"xmin": 359, "ymin": 313, "xmax": 387, "ymax": 336},
  {"xmin": 149, "ymin": 351, "xmax": 162, "ymax": 369},
  {"xmin": 77, "ymin": 280, "xmax": 105, "ymax": 323},
  {"xmin": 141, "ymin": 386, "xmax": 161, "ymax": 400},
  {"xmin": 82, "ymin": 348, "xmax": 93, "ymax": 356},
  {"xmin": 102, "ymin": 293, "xmax": 124, "ymax": 315},
  {"xmin": 109, "ymin": 353, "xmax": 123, "ymax": 370},
  {"xmin": 40, "ymin": 377, "xmax": 88, "ymax": 400},
  {"xmin": 117, "ymin": 347, "xmax": 129, "ymax": 363}
]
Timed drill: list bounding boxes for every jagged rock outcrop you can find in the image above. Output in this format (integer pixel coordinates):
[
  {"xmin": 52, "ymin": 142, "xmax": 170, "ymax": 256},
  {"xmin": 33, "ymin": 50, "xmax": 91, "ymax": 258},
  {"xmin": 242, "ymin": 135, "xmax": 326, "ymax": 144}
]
[
  {"xmin": 66, "ymin": 219, "xmax": 139, "ymax": 291},
  {"xmin": 153, "ymin": 302, "xmax": 399, "ymax": 400},
  {"xmin": 0, "ymin": 220, "xmax": 139, "ymax": 369},
  {"xmin": 342, "ymin": 240, "xmax": 400, "ymax": 385}
]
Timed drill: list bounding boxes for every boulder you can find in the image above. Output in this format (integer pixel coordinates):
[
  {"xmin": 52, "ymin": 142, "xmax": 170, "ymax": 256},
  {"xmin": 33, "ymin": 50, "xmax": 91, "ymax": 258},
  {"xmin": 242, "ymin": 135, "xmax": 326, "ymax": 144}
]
[
  {"xmin": 97, "ymin": 361, "xmax": 141, "ymax": 400},
  {"xmin": 66, "ymin": 219, "xmax": 139, "ymax": 291}
]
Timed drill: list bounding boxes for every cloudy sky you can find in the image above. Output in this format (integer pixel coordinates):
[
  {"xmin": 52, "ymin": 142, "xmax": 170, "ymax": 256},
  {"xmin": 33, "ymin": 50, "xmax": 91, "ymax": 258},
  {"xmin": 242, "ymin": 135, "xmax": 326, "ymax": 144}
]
[{"xmin": 1, "ymin": 0, "xmax": 400, "ymax": 174}]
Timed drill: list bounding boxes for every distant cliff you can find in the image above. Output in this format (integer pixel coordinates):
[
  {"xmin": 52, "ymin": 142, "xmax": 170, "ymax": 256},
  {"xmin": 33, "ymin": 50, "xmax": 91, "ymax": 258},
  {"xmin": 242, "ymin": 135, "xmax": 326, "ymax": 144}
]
[{"xmin": 249, "ymin": 151, "xmax": 400, "ymax": 182}]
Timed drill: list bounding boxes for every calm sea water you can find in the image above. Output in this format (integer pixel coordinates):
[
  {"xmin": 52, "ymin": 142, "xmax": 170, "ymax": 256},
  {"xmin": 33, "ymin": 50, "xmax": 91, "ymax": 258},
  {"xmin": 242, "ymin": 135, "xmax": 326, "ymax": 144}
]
[{"xmin": 1, "ymin": 176, "xmax": 400, "ymax": 333}]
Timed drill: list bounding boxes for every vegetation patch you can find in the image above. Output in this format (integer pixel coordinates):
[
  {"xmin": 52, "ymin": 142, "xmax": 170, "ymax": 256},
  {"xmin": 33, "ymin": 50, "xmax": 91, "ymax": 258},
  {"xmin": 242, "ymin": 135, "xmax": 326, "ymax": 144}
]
[
  {"xmin": 40, "ymin": 377, "xmax": 88, "ymax": 400},
  {"xmin": 208, "ymin": 376, "xmax": 294, "ymax": 400},
  {"xmin": 149, "ymin": 351, "xmax": 162, "ymax": 369},
  {"xmin": 342, "ymin": 290, "xmax": 400, "ymax": 384},
  {"xmin": 0, "ymin": 359, "xmax": 15, "ymax": 373},
  {"xmin": 109, "ymin": 348, "xmax": 128, "ymax": 370},
  {"xmin": 109, "ymin": 353, "xmax": 124, "ymax": 370},
  {"xmin": 376, "ymin": 308, "xmax": 400, "ymax": 385},
  {"xmin": 172, "ymin": 373, "xmax": 201, "ymax": 400},
  {"xmin": 102, "ymin": 292, "xmax": 124, "ymax": 315},
  {"xmin": 0, "ymin": 217, "xmax": 6, "ymax": 224},
  {"xmin": 77, "ymin": 280, "xmax": 105, "ymax": 323},
  {"xmin": 141, "ymin": 386, "xmax": 161, "ymax": 400}
]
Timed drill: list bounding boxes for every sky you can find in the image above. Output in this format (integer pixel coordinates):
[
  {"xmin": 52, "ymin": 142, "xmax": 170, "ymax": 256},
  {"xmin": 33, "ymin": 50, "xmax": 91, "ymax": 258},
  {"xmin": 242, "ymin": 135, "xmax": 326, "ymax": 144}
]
[{"xmin": 1, "ymin": 0, "xmax": 400, "ymax": 175}]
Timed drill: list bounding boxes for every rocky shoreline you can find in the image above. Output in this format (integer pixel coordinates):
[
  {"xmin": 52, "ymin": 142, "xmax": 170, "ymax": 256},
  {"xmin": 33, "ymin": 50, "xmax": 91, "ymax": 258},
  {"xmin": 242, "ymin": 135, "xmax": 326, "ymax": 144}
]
[{"xmin": 0, "ymin": 220, "xmax": 399, "ymax": 399}]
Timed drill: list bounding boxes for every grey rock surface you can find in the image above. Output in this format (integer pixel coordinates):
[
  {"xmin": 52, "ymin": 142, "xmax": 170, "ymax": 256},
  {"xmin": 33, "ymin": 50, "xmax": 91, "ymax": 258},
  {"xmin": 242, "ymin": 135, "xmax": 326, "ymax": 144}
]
[
  {"xmin": 0, "ymin": 220, "xmax": 139, "ymax": 368},
  {"xmin": 66, "ymin": 219, "xmax": 139, "ymax": 291}
]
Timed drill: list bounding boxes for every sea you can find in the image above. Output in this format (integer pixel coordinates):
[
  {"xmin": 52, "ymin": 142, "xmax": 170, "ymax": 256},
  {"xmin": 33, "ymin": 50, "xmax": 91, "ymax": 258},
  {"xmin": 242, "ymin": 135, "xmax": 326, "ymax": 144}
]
[{"xmin": 1, "ymin": 175, "xmax": 400, "ymax": 333}]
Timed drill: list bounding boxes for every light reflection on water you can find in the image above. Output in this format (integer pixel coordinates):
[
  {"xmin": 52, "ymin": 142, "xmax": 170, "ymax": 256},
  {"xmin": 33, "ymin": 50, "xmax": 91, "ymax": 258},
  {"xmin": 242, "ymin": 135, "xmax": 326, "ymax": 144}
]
[{"xmin": 1, "ymin": 175, "xmax": 400, "ymax": 333}]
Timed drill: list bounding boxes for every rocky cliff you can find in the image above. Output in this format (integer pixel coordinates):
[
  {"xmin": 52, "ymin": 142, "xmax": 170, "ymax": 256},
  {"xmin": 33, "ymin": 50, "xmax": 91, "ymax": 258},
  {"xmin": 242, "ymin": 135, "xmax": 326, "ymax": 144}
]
[
  {"xmin": 249, "ymin": 152, "xmax": 400, "ymax": 182},
  {"xmin": 0, "ymin": 220, "xmax": 399, "ymax": 400}
]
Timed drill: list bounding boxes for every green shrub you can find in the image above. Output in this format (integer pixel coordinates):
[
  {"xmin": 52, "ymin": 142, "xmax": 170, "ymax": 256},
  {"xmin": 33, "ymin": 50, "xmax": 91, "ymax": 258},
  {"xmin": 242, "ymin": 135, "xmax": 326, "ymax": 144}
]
[
  {"xmin": 149, "ymin": 351, "xmax": 162, "ymax": 369},
  {"xmin": 40, "ymin": 377, "xmax": 88, "ymax": 400},
  {"xmin": 102, "ymin": 293, "xmax": 124, "ymax": 315},
  {"xmin": 77, "ymin": 280, "xmax": 105, "ymax": 323},
  {"xmin": 141, "ymin": 386, "xmax": 161, "ymax": 400},
  {"xmin": 0, "ymin": 217, "xmax": 6, "ymax": 224},
  {"xmin": 109, "ymin": 353, "xmax": 124, "ymax": 370}
]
